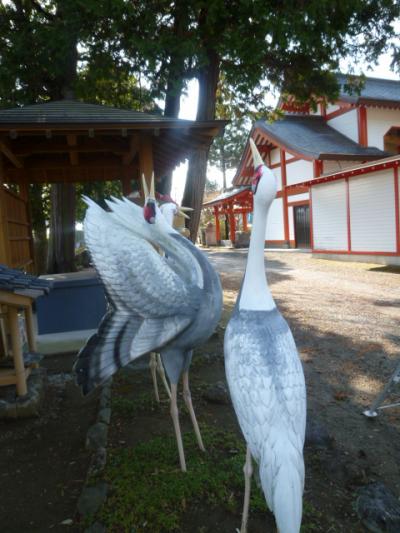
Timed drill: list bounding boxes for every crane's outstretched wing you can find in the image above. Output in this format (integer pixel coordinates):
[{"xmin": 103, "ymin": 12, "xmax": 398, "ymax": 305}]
[{"xmin": 74, "ymin": 200, "xmax": 200, "ymax": 394}]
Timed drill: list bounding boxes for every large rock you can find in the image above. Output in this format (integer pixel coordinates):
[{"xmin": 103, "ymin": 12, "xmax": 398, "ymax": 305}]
[
  {"xmin": 77, "ymin": 483, "xmax": 108, "ymax": 517},
  {"xmin": 356, "ymin": 482, "xmax": 400, "ymax": 532},
  {"xmin": 86, "ymin": 422, "xmax": 108, "ymax": 451},
  {"xmin": 203, "ymin": 381, "xmax": 230, "ymax": 405}
]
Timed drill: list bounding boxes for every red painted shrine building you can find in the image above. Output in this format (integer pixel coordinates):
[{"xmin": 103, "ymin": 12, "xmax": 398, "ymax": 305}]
[{"xmin": 208, "ymin": 74, "xmax": 400, "ymax": 264}]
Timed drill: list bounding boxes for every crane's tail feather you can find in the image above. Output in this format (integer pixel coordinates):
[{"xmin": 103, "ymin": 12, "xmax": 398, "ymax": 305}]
[
  {"xmin": 73, "ymin": 309, "xmax": 142, "ymax": 395},
  {"xmin": 260, "ymin": 440, "xmax": 304, "ymax": 533}
]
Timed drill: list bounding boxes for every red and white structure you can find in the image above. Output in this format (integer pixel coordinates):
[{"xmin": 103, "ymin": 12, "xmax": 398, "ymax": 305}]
[{"xmin": 232, "ymin": 74, "xmax": 400, "ymax": 264}]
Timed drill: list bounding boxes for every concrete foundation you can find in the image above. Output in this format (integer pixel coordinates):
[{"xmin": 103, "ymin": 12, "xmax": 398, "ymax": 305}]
[{"xmin": 313, "ymin": 253, "xmax": 400, "ymax": 267}]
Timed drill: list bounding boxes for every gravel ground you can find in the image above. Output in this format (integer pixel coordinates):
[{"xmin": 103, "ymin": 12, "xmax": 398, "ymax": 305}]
[{"xmin": 206, "ymin": 248, "xmax": 400, "ymax": 497}]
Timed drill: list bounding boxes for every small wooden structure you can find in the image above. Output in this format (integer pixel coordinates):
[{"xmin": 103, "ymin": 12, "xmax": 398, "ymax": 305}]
[
  {"xmin": 202, "ymin": 187, "xmax": 252, "ymax": 245},
  {"xmin": 0, "ymin": 266, "xmax": 50, "ymax": 396},
  {"xmin": 0, "ymin": 99, "xmax": 226, "ymax": 270}
]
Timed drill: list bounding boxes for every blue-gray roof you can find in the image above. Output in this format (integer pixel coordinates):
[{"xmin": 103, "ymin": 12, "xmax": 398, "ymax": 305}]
[
  {"xmin": 0, "ymin": 265, "xmax": 51, "ymax": 295},
  {"xmin": 337, "ymin": 74, "xmax": 400, "ymax": 106},
  {"xmin": 256, "ymin": 115, "xmax": 386, "ymax": 160}
]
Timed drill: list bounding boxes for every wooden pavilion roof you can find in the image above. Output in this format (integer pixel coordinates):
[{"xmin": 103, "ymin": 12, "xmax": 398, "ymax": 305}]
[{"xmin": 0, "ymin": 100, "xmax": 227, "ymax": 185}]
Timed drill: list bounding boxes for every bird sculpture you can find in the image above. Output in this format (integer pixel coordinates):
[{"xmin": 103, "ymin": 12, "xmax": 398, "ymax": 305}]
[
  {"xmin": 224, "ymin": 139, "xmax": 306, "ymax": 533},
  {"xmin": 146, "ymin": 190, "xmax": 193, "ymax": 404},
  {"xmin": 74, "ymin": 178, "xmax": 223, "ymax": 472}
]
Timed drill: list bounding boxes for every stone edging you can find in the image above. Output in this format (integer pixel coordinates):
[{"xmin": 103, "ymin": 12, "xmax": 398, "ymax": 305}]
[{"xmin": 77, "ymin": 378, "xmax": 113, "ymax": 533}]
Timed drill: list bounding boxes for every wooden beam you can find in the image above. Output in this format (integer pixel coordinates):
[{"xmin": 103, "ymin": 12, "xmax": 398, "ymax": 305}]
[
  {"xmin": 0, "ymin": 139, "xmax": 23, "ymax": 168},
  {"xmin": 13, "ymin": 137, "xmax": 129, "ymax": 156},
  {"xmin": 67, "ymin": 134, "xmax": 79, "ymax": 166},
  {"xmin": 139, "ymin": 134, "xmax": 154, "ymax": 189}
]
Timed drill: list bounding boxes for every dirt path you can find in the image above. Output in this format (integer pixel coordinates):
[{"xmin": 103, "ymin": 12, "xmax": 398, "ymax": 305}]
[
  {"xmin": 207, "ymin": 249, "xmax": 400, "ymax": 496},
  {"xmin": 0, "ymin": 353, "xmax": 99, "ymax": 533}
]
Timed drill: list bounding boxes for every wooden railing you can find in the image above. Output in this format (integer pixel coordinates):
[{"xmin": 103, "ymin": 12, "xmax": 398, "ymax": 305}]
[{"xmin": 0, "ymin": 186, "xmax": 34, "ymax": 272}]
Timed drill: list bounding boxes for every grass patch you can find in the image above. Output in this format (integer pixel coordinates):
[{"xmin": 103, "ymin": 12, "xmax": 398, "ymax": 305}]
[
  {"xmin": 111, "ymin": 392, "xmax": 158, "ymax": 415},
  {"xmin": 97, "ymin": 426, "xmax": 265, "ymax": 532},
  {"xmin": 95, "ymin": 424, "xmax": 323, "ymax": 532}
]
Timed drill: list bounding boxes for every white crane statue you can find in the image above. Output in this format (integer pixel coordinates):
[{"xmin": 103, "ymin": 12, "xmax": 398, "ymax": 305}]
[
  {"xmin": 74, "ymin": 177, "xmax": 222, "ymax": 472},
  {"xmin": 224, "ymin": 139, "xmax": 306, "ymax": 533}
]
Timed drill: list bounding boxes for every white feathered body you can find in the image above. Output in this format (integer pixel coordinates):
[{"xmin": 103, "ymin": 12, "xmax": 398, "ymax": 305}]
[{"xmin": 224, "ymin": 306, "xmax": 306, "ymax": 532}]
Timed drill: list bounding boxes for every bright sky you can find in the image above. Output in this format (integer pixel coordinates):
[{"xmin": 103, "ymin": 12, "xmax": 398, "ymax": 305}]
[{"xmin": 172, "ymin": 48, "xmax": 400, "ymax": 204}]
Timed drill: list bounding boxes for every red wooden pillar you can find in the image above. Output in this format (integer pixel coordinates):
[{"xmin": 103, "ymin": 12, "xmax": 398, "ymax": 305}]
[
  {"xmin": 357, "ymin": 106, "xmax": 368, "ymax": 146},
  {"xmin": 229, "ymin": 209, "xmax": 236, "ymax": 243},
  {"xmin": 313, "ymin": 160, "xmax": 323, "ymax": 178},
  {"xmin": 242, "ymin": 212, "xmax": 248, "ymax": 231},
  {"xmin": 280, "ymin": 149, "xmax": 290, "ymax": 245},
  {"xmin": 214, "ymin": 206, "xmax": 221, "ymax": 243}
]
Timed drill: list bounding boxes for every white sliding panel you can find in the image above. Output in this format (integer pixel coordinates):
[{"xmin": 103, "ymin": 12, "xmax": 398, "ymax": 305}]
[
  {"xmin": 266, "ymin": 197, "xmax": 284, "ymax": 241},
  {"xmin": 312, "ymin": 180, "xmax": 348, "ymax": 250},
  {"xmin": 349, "ymin": 170, "xmax": 396, "ymax": 252}
]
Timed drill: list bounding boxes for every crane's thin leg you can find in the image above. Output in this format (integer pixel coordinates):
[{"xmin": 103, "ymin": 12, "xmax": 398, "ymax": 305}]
[
  {"xmin": 157, "ymin": 353, "xmax": 171, "ymax": 398},
  {"xmin": 170, "ymin": 383, "xmax": 187, "ymax": 472},
  {"xmin": 149, "ymin": 352, "xmax": 160, "ymax": 403},
  {"xmin": 240, "ymin": 446, "xmax": 253, "ymax": 533},
  {"xmin": 182, "ymin": 371, "xmax": 205, "ymax": 452}
]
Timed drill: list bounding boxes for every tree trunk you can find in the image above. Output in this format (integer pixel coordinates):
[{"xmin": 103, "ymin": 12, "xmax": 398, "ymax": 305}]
[
  {"xmin": 159, "ymin": 1, "xmax": 188, "ymax": 196},
  {"xmin": 46, "ymin": 1, "xmax": 79, "ymax": 272},
  {"xmin": 182, "ymin": 47, "xmax": 219, "ymax": 241},
  {"xmin": 47, "ymin": 182, "xmax": 76, "ymax": 273}
]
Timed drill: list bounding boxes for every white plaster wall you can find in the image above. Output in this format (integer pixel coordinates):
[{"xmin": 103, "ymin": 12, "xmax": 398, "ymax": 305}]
[
  {"xmin": 289, "ymin": 192, "xmax": 309, "ymax": 203},
  {"xmin": 272, "ymin": 166, "xmax": 282, "ymax": 191},
  {"xmin": 289, "ymin": 206, "xmax": 294, "ymax": 240},
  {"xmin": 327, "ymin": 109, "xmax": 358, "ymax": 143},
  {"xmin": 270, "ymin": 148, "xmax": 280, "ymax": 166},
  {"xmin": 367, "ymin": 108, "xmax": 400, "ymax": 150},
  {"xmin": 312, "ymin": 180, "xmax": 348, "ymax": 250},
  {"xmin": 323, "ymin": 160, "xmax": 360, "ymax": 175},
  {"xmin": 266, "ymin": 197, "xmax": 284, "ymax": 240},
  {"xmin": 285, "ymin": 159, "xmax": 314, "ymax": 186},
  {"xmin": 326, "ymin": 104, "xmax": 340, "ymax": 114},
  {"xmin": 349, "ymin": 170, "xmax": 396, "ymax": 252}
]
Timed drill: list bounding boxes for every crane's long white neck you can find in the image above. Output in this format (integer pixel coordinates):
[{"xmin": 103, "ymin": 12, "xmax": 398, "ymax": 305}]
[{"xmin": 239, "ymin": 201, "xmax": 275, "ymax": 311}]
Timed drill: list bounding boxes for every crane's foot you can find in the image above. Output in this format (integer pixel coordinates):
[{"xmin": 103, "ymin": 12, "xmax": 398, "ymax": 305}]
[
  {"xmin": 170, "ymin": 383, "xmax": 187, "ymax": 472},
  {"xmin": 156, "ymin": 353, "xmax": 171, "ymax": 398},
  {"xmin": 363, "ymin": 409, "xmax": 378, "ymax": 417},
  {"xmin": 240, "ymin": 446, "xmax": 253, "ymax": 533},
  {"xmin": 182, "ymin": 371, "xmax": 205, "ymax": 452},
  {"xmin": 149, "ymin": 352, "xmax": 160, "ymax": 403}
]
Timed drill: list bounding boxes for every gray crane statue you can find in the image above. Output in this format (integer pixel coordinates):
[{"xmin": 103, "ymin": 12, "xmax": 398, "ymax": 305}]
[
  {"xmin": 224, "ymin": 139, "xmax": 307, "ymax": 533},
  {"xmin": 74, "ymin": 178, "xmax": 222, "ymax": 472}
]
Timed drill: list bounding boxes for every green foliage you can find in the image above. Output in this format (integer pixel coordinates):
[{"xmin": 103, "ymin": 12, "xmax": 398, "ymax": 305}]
[{"xmin": 98, "ymin": 426, "xmax": 265, "ymax": 532}]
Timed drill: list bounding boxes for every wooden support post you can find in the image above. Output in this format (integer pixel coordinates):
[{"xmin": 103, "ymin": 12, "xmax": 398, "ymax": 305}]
[
  {"xmin": 229, "ymin": 210, "xmax": 236, "ymax": 243},
  {"xmin": 139, "ymin": 134, "xmax": 154, "ymax": 193},
  {"xmin": 357, "ymin": 106, "xmax": 368, "ymax": 147},
  {"xmin": 280, "ymin": 149, "xmax": 290, "ymax": 245},
  {"xmin": 9, "ymin": 306, "xmax": 27, "ymax": 396},
  {"xmin": 242, "ymin": 212, "xmax": 248, "ymax": 232},
  {"xmin": 24, "ymin": 305, "xmax": 37, "ymax": 353},
  {"xmin": 214, "ymin": 206, "xmax": 220, "ymax": 243}
]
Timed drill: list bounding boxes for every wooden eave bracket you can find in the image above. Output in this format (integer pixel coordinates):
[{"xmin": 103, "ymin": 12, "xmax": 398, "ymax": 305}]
[{"xmin": 0, "ymin": 138, "xmax": 23, "ymax": 168}]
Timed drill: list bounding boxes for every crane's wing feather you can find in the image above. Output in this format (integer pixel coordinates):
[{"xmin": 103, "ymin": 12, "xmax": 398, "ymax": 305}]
[
  {"xmin": 225, "ymin": 311, "xmax": 306, "ymax": 509},
  {"xmin": 84, "ymin": 200, "xmax": 201, "ymax": 318}
]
